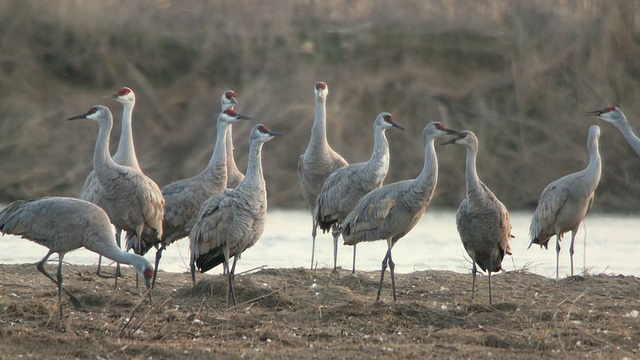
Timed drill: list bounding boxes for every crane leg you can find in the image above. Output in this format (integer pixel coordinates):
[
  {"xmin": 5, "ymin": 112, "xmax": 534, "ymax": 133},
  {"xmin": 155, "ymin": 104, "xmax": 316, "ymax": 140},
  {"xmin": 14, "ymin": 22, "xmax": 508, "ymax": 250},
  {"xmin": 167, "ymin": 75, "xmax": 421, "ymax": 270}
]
[
  {"xmin": 36, "ymin": 251, "xmax": 80, "ymax": 316},
  {"xmin": 352, "ymin": 245, "xmax": 357, "ymax": 274},
  {"xmin": 152, "ymin": 245, "xmax": 166, "ymax": 289},
  {"xmin": 229, "ymin": 256, "xmax": 239, "ymax": 306},
  {"xmin": 488, "ymin": 270, "xmax": 493, "ymax": 305},
  {"xmin": 471, "ymin": 262, "xmax": 477, "ymax": 302},
  {"xmin": 376, "ymin": 248, "xmax": 391, "ymax": 303},
  {"xmin": 222, "ymin": 246, "xmax": 236, "ymax": 307},
  {"xmin": 311, "ymin": 221, "xmax": 318, "ymax": 270},
  {"xmin": 569, "ymin": 229, "xmax": 577, "ymax": 277},
  {"xmin": 331, "ymin": 227, "xmax": 339, "ymax": 273},
  {"xmin": 190, "ymin": 260, "xmax": 197, "ymax": 287},
  {"xmin": 388, "ymin": 248, "xmax": 396, "ymax": 301},
  {"xmin": 555, "ymin": 234, "xmax": 561, "ymax": 280},
  {"xmin": 56, "ymin": 255, "xmax": 65, "ymax": 318}
]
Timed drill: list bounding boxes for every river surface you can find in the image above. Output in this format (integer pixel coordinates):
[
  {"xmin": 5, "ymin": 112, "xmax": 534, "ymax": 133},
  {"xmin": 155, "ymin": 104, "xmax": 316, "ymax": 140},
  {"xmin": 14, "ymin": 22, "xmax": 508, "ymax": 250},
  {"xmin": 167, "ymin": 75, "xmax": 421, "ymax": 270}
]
[{"xmin": 1, "ymin": 209, "xmax": 638, "ymax": 278}]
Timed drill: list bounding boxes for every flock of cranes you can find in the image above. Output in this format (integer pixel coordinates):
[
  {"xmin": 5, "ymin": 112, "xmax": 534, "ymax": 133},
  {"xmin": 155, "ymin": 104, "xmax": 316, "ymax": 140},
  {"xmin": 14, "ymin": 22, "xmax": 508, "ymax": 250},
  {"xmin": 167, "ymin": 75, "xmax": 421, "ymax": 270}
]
[{"xmin": 0, "ymin": 81, "xmax": 635, "ymax": 316}]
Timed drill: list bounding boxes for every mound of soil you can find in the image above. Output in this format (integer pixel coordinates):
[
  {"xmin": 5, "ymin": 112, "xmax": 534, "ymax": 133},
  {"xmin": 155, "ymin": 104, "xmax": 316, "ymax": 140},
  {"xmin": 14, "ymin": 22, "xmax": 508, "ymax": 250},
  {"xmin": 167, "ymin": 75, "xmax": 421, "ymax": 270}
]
[{"xmin": 0, "ymin": 264, "xmax": 638, "ymax": 359}]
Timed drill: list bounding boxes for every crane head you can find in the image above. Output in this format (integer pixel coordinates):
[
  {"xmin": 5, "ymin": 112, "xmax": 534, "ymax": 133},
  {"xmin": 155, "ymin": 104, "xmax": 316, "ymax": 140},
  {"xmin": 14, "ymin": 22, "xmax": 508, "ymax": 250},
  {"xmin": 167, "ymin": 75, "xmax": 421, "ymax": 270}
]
[
  {"xmin": 221, "ymin": 90, "xmax": 238, "ymax": 111},
  {"xmin": 109, "ymin": 87, "xmax": 136, "ymax": 105},
  {"xmin": 587, "ymin": 106, "xmax": 625, "ymax": 125},
  {"xmin": 377, "ymin": 112, "xmax": 405, "ymax": 131},
  {"xmin": 315, "ymin": 82, "xmax": 328, "ymax": 99},
  {"xmin": 254, "ymin": 124, "xmax": 283, "ymax": 143},
  {"xmin": 142, "ymin": 267, "xmax": 153, "ymax": 289},
  {"xmin": 67, "ymin": 105, "xmax": 111, "ymax": 123},
  {"xmin": 219, "ymin": 109, "xmax": 252, "ymax": 124},
  {"xmin": 441, "ymin": 129, "xmax": 475, "ymax": 147}
]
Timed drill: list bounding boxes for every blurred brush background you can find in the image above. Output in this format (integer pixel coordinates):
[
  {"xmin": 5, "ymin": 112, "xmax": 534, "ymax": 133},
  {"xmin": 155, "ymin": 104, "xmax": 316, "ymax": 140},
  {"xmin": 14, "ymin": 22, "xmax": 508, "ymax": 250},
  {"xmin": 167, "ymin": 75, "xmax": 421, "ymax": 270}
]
[{"xmin": 0, "ymin": 0, "xmax": 639, "ymax": 212}]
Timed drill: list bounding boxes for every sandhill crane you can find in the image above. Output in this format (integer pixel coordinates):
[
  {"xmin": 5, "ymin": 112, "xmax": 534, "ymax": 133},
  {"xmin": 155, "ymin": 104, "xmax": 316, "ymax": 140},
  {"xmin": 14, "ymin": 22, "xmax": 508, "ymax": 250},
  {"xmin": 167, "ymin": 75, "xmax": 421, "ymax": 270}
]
[
  {"xmin": 314, "ymin": 112, "xmax": 403, "ymax": 273},
  {"xmin": 443, "ymin": 130, "xmax": 513, "ymax": 304},
  {"xmin": 68, "ymin": 105, "xmax": 165, "ymax": 287},
  {"xmin": 529, "ymin": 125, "xmax": 602, "ymax": 279},
  {"xmin": 0, "ymin": 197, "xmax": 153, "ymax": 318},
  {"xmin": 80, "ymin": 87, "xmax": 140, "ymax": 277},
  {"xmin": 221, "ymin": 90, "xmax": 246, "ymax": 188},
  {"xmin": 340, "ymin": 122, "xmax": 457, "ymax": 301},
  {"xmin": 130, "ymin": 109, "xmax": 251, "ymax": 287},
  {"xmin": 190, "ymin": 124, "xmax": 281, "ymax": 305},
  {"xmin": 588, "ymin": 106, "xmax": 640, "ymax": 156},
  {"xmin": 298, "ymin": 82, "xmax": 348, "ymax": 269}
]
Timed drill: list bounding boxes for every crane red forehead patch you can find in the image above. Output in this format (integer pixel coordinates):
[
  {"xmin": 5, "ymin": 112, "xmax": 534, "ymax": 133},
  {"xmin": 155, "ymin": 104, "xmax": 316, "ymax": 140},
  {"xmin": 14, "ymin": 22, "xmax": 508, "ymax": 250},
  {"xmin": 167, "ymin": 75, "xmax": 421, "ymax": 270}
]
[
  {"xmin": 605, "ymin": 106, "xmax": 616, "ymax": 112},
  {"xmin": 225, "ymin": 91, "xmax": 236, "ymax": 99},
  {"xmin": 316, "ymin": 82, "xmax": 327, "ymax": 90},
  {"xmin": 87, "ymin": 107, "xmax": 98, "ymax": 114},
  {"xmin": 383, "ymin": 114, "xmax": 393, "ymax": 122},
  {"xmin": 258, "ymin": 125, "xmax": 269, "ymax": 133},
  {"xmin": 435, "ymin": 122, "xmax": 445, "ymax": 130},
  {"xmin": 118, "ymin": 87, "xmax": 131, "ymax": 96},
  {"xmin": 223, "ymin": 109, "xmax": 237, "ymax": 116}
]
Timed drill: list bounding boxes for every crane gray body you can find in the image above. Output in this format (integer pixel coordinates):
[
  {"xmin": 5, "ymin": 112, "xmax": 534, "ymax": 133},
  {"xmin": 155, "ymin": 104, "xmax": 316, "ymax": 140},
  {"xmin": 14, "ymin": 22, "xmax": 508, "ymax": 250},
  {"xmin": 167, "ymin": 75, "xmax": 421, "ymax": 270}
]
[
  {"xmin": 529, "ymin": 125, "xmax": 601, "ymax": 279},
  {"xmin": 0, "ymin": 197, "xmax": 153, "ymax": 317},
  {"xmin": 446, "ymin": 130, "xmax": 512, "ymax": 304},
  {"xmin": 341, "ymin": 122, "xmax": 456, "ymax": 301},
  {"xmin": 190, "ymin": 124, "xmax": 280, "ymax": 305},
  {"xmin": 313, "ymin": 112, "xmax": 403, "ymax": 272},
  {"xmin": 298, "ymin": 82, "xmax": 348, "ymax": 269}
]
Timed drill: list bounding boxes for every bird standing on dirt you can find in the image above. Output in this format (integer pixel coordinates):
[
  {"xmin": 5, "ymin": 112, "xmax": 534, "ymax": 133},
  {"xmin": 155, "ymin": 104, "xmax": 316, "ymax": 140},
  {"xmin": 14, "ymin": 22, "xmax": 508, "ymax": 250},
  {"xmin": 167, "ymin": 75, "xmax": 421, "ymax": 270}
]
[
  {"xmin": 0, "ymin": 197, "xmax": 153, "ymax": 318},
  {"xmin": 298, "ymin": 82, "xmax": 348, "ymax": 269},
  {"xmin": 529, "ymin": 125, "xmax": 601, "ymax": 279},
  {"xmin": 190, "ymin": 124, "xmax": 281, "ymax": 306},
  {"xmin": 340, "ymin": 122, "xmax": 457, "ymax": 301},
  {"xmin": 314, "ymin": 112, "xmax": 404, "ymax": 273},
  {"xmin": 80, "ymin": 87, "xmax": 141, "ymax": 278},
  {"xmin": 443, "ymin": 130, "xmax": 513, "ymax": 304},
  {"xmin": 129, "ymin": 108, "xmax": 251, "ymax": 288},
  {"xmin": 68, "ymin": 105, "xmax": 165, "ymax": 288}
]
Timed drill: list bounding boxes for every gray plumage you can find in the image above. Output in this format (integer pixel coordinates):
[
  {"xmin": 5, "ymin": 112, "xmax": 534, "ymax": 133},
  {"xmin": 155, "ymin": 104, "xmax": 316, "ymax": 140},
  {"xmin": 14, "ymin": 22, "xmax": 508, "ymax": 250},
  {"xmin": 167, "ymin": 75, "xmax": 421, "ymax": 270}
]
[
  {"xmin": 222, "ymin": 90, "xmax": 246, "ymax": 188},
  {"xmin": 0, "ymin": 197, "xmax": 153, "ymax": 318},
  {"xmin": 529, "ymin": 125, "xmax": 601, "ymax": 279},
  {"xmin": 314, "ymin": 112, "xmax": 404, "ymax": 272},
  {"xmin": 445, "ymin": 130, "xmax": 512, "ymax": 304},
  {"xmin": 341, "ymin": 122, "xmax": 456, "ymax": 301},
  {"xmin": 190, "ymin": 124, "xmax": 281, "ymax": 305},
  {"xmin": 68, "ymin": 106, "xmax": 165, "ymax": 267},
  {"xmin": 589, "ymin": 106, "xmax": 640, "ymax": 156},
  {"xmin": 297, "ymin": 82, "xmax": 348, "ymax": 269},
  {"xmin": 133, "ymin": 108, "xmax": 250, "ymax": 287},
  {"xmin": 79, "ymin": 87, "xmax": 140, "ymax": 277}
]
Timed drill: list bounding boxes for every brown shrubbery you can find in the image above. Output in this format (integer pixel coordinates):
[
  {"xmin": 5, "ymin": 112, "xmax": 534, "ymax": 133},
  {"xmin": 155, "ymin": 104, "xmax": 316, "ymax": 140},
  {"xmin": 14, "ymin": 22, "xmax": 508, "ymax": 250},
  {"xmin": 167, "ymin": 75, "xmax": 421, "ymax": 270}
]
[{"xmin": 0, "ymin": 0, "xmax": 639, "ymax": 211}]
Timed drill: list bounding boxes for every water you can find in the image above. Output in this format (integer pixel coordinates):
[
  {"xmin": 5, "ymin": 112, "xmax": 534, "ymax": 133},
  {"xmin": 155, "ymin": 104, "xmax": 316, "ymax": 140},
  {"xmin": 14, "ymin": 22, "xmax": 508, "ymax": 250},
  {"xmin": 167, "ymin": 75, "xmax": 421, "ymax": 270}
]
[{"xmin": 1, "ymin": 209, "xmax": 638, "ymax": 278}]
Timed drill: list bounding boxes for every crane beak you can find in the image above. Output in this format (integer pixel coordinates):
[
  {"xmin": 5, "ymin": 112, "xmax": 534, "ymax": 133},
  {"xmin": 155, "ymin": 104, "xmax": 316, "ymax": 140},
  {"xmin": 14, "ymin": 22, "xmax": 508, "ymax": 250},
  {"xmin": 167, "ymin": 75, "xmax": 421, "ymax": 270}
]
[
  {"xmin": 391, "ymin": 122, "xmax": 405, "ymax": 131},
  {"xmin": 586, "ymin": 109, "xmax": 604, "ymax": 116},
  {"xmin": 267, "ymin": 129, "xmax": 283, "ymax": 137},
  {"xmin": 236, "ymin": 113, "xmax": 252, "ymax": 120},
  {"xmin": 67, "ymin": 113, "xmax": 88, "ymax": 121},
  {"xmin": 441, "ymin": 131, "xmax": 463, "ymax": 146}
]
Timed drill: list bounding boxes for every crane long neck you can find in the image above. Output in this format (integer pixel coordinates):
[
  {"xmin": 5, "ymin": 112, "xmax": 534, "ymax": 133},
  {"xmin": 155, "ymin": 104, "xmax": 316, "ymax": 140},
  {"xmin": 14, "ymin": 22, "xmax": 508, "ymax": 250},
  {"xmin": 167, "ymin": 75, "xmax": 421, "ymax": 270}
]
[
  {"xmin": 112, "ymin": 102, "xmax": 140, "ymax": 170},
  {"xmin": 414, "ymin": 137, "xmax": 438, "ymax": 196},
  {"xmin": 93, "ymin": 118, "xmax": 120, "ymax": 178},
  {"xmin": 614, "ymin": 118, "xmax": 640, "ymax": 157},
  {"xmin": 464, "ymin": 145, "xmax": 483, "ymax": 194},
  {"xmin": 205, "ymin": 119, "xmax": 229, "ymax": 190},
  {"xmin": 241, "ymin": 140, "xmax": 265, "ymax": 190},
  {"xmin": 89, "ymin": 237, "xmax": 148, "ymax": 273},
  {"xmin": 586, "ymin": 138, "xmax": 602, "ymax": 180},
  {"xmin": 308, "ymin": 98, "xmax": 330, "ymax": 153},
  {"xmin": 367, "ymin": 127, "xmax": 390, "ymax": 168},
  {"xmin": 225, "ymin": 125, "xmax": 239, "ymax": 169}
]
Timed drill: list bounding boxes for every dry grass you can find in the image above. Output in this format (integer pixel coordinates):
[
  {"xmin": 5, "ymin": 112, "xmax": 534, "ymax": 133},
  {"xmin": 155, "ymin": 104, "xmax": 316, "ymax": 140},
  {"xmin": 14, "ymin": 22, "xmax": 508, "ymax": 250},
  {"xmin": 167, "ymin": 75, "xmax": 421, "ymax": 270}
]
[
  {"xmin": 0, "ymin": 264, "xmax": 639, "ymax": 359},
  {"xmin": 0, "ymin": 0, "xmax": 639, "ymax": 212}
]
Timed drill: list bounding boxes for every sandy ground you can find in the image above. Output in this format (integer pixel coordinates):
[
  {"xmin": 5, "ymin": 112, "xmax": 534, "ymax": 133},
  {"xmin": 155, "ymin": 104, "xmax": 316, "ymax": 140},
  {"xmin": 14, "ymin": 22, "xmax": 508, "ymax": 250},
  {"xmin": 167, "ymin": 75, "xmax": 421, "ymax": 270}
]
[{"xmin": 0, "ymin": 263, "xmax": 639, "ymax": 359}]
